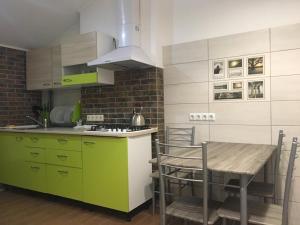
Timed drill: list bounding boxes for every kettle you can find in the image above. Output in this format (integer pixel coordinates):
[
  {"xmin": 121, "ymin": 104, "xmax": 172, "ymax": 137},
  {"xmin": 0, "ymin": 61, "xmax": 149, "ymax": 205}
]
[{"xmin": 131, "ymin": 107, "xmax": 145, "ymax": 126}]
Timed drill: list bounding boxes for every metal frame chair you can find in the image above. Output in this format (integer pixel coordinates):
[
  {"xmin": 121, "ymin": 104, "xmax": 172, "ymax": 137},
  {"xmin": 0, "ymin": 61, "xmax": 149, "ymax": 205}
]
[
  {"xmin": 156, "ymin": 139, "xmax": 219, "ymax": 225},
  {"xmin": 218, "ymin": 137, "xmax": 299, "ymax": 225},
  {"xmin": 150, "ymin": 126, "xmax": 196, "ymax": 215},
  {"xmin": 225, "ymin": 130, "xmax": 285, "ymax": 203}
]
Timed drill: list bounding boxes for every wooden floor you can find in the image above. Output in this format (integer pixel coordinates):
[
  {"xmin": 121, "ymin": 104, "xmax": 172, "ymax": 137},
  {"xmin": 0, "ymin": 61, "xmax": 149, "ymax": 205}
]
[{"xmin": 0, "ymin": 189, "xmax": 160, "ymax": 225}]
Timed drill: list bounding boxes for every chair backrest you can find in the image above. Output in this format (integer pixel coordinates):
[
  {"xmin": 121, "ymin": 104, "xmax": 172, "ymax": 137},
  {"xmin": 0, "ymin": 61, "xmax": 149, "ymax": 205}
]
[
  {"xmin": 282, "ymin": 137, "xmax": 298, "ymax": 225},
  {"xmin": 274, "ymin": 130, "xmax": 285, "ymax": 203},
  {"xmin": 165, "ymin": 126, "xmax": 196, "ymax": 154},
  {"xmin": 155, "ymin": 139, "xmax": 208, "ymax": 225}
]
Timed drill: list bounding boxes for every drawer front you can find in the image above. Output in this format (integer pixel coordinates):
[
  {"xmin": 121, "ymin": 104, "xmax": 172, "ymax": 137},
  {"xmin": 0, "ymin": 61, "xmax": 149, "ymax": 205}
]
[
  {"xmin": 24, "ymin": 162, "xmax": 46, "ymax": 193},
  {"xmin": 46, "ymin": 165, "xmax": 82, "ymax": 201},
  {"xmin": 24, "ymin": 147, "xmax": 45, "ymax": 163},
  {"xmin": 46, "ymin": 135, "xmax": 81, "ymax": 151},
  {"xmin": 24, "ymin": 134, "xmax": 47, "ymax": 148},
  {"xmin": 46, "ymin": 149, "xmax": 82, "ymax": 168}
]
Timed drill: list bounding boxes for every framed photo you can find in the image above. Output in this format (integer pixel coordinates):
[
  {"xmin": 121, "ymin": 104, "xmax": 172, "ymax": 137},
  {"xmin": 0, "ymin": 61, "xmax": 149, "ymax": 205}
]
[
  {"xmin": 247, "ymin": 80, "xmax": 264, "ymax": 99},
  {"xmin": 231, "ymin": 81, "xmax": 243, "ymax": 90},
  {"xmin": 247, "ymin": 56, "xmax": 264, "ymax": 75},
  {"xmin": 214, "ymin": 91, "xmax": 243, "ymax": 101},
  {"xmin": 214, "ymin": 82, "xmax": 228, "ymax": 92},
  {"xmin": 212, "ymin": 60, "xmax": 225, "ymax": 79},
  {"xmin": 228, "ymin": 58, "xmax": 243, "ymax": 77}
]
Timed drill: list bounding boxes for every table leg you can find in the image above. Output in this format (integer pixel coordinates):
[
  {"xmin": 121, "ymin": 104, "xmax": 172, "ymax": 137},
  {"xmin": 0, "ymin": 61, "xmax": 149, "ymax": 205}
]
[{"xmin": 240, "ymin": 174, "xmax": 248, "ymax": 225}]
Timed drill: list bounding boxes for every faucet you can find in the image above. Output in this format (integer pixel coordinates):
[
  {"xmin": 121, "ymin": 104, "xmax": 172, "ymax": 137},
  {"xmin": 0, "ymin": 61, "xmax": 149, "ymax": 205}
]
[{"xmin": 26, "ymin": 115, "xmax": 46, "ymax": 128}]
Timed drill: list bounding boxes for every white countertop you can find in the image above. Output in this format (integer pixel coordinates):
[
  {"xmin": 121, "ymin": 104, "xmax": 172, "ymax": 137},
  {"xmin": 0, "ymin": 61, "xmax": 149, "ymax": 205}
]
[{"xmin": 0, "ymin": 127, "xmax": 158, "ymax": 137}]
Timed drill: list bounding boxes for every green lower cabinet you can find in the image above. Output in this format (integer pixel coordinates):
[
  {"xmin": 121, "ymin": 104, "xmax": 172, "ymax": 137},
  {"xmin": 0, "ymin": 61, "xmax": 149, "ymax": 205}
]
[
  {"xmin": 46, "ymin": 165, "xmax": 82, "ymax": 201},
  {"xmin": 0, "ymin": 133, "xmax": 26, "ymax": 187},
  {"xmin": 82, "ymin": 137, "xmax": 129, "ymax": 212},
  {"xmin": 24, "ymin": 162, "xmax": 47, "ymax": 193}
]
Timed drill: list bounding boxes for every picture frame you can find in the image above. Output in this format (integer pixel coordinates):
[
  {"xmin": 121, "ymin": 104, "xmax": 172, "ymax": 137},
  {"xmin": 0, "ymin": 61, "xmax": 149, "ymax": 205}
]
[
  {"xmin": 247, "ymin": 80, "xmax": 265, "ymax": 99},
  {"xmin": 213, "ymin": 82, "xmax": 229, "ymax": 92},
  {"xmin": 228, "ymin": 58, "xmax": 243, "ymax": 78},
  {"xmin": 231, "ymin": 80, "xmax": 243, "ymax": 90},
  {"xmin": 214, "ymin": 91, "xmax": 243, "ymax": 101},
  {"xmin": 247, "ymin": 56, "xmax": 264, "ymax": 76},
  {"xmin": 212, "ymin": 60, "xmax": 225, "ymax": 79}
]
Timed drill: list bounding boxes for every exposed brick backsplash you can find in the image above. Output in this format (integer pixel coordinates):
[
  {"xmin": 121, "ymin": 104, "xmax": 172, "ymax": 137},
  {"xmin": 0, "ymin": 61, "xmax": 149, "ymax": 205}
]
[
  {"xmin": 0, "ymin": 46, "xmax": 41, "ymax": 127},
  {"xmin": 81, "ymin": 67, "xmax": 165, "ymax": 143}
]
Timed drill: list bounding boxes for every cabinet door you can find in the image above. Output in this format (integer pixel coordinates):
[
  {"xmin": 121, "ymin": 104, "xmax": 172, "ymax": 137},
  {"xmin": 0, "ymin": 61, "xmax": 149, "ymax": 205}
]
[
  {"xmin": 46, "ymin": 165, "xmax": 82, "ymax": 200},
  {"xmin": 27, "ymin": 48, "xmax": 53, "ymax": 90},
  {"xmin": 52, "ymin": 46, "xmax": 63, "ymax": 88},
  {"xmin": 82, "ymin": 137, "xmax": 129, "ymax": 212},
  {"xmin": 0, "ymin": 133, "xmax": 26, "ymax": 187},
  {"xmin": 24, "ymin": 162, "xmax": 46, "ymax": 192},
  {"xmin": 61, "ymin": 32, "xmax": 97, "ymax": 66}
]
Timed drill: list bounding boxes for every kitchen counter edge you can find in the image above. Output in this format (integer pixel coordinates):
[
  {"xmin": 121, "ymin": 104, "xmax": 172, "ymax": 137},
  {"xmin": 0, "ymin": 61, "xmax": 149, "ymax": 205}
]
[{"xmin": 0, "ymin": 127, "xmax": 158, "ymax": 137}]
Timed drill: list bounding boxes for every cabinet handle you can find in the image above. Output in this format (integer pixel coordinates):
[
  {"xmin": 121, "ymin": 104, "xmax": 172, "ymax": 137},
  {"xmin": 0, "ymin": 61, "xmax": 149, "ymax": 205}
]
[
  {"xmin": 57, "ymin": 138, "xmax": 68, "ymax": 144},
  {"xmin": 30, "ymin": 152, "xmax": 39, "ymax": 157},
  {"xmin": 53, "ymin": 82, "xmax": 61, "ymax": 85},
  {"xmin": 57, "ymin": 170, "xmax": 69, "ymax": 175},
  {"xmin": 57, "ymin": 155, "xmax": 68, "ymax": 160},
  {"xmin": 63, "ymin": 79, "xmax": 72, "ymax": 83},
  {"xmin": 30, "ymin": 137, "xmax": 39, "ymax": 143},
  {"xmin": 30, "ymin": 166, "xmax": 40, "ymax": 170},
  {"xmin": 43, "ymin": 83, "xmax": 51, "ymax": 86},
  {"xmin": 83, "ymin": 141, "xmax": 96, "ymax": 145},
  {"xmin": 16, "ymin": 136, "xmax": 23, "ymax": 142}
]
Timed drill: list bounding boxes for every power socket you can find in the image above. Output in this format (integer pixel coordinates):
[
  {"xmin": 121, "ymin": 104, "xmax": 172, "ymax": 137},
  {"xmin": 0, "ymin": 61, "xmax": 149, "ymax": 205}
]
[{"xmin": 87, "ymin": 114, "xmax": 104, "ymax": 122}]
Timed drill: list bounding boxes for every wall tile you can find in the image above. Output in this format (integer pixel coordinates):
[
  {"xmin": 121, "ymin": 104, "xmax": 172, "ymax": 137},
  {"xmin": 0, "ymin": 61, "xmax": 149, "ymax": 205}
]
[
  {"xmin": 271, "ymin": 49, "xmax": 300, "ymax": 76},
  {"xmin": 271, "ymin": 23, "xmax": 300, "ymax": 51},
  {"xmin": 210, "ymin": 125, "xmax": 271, "ymax": 144},
  {"xmin": 208, "ymin": 29, "xmax": 270, "ymax": 59},
  {"xmin": 164, "ymin": 104, "xmax": 209, "ymax": 124},
  {"xmin": 165, "ymin": 123, "xmax": 209, "ymax": 144},
  {"xmin": 290, "ymin": 202, "xmax": 300, "ymax": 225},
  {"xmin": 163, "ymin": 40, "xmax": 208, "ymax": 65},
  {"xmin": 277, "ymin": 176, "xmax": 300, "ymax": 202},
  {"xmin": 164, "ymin": 61, "xmax": 208, "ymax": 85},
  {"xmin": 164, "ymin": 82, "xmax": 208, "ymax": 104},
  {"xmin": 272, "ymin": 101, "xmax": 300, "ymax": 126},
  {"xmin": 272, "ymin": 75, "xmax": 300, "ymax": 101},
  {"xmin": 210, "ymin": 102, "xmax": 271, "ymax": 125}
]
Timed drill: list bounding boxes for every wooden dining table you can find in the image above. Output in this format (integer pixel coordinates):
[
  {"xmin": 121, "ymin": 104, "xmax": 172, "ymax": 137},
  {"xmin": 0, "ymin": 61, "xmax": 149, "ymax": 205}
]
[{"xmin": 155, "ymin": 141, "xmax": 277, "ymax": 225}]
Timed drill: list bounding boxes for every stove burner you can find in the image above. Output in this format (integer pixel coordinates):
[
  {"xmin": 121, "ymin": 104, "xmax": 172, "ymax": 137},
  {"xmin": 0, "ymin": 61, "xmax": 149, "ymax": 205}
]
[{"xmin": 89, "ymin": 124, "xmax": 150, "ymax": 133}]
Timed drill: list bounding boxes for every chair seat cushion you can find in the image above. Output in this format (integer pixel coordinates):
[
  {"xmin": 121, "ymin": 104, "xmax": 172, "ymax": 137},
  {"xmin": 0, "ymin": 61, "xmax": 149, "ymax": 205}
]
[
  {"xmin": 225, "ymin": 179, "xmax": 274, "ymax": 198},
  {"xmin": 218, "ymin": 197, "xmax": 282, "ymax": 225},
  {"xmin": 166, "ymin": 196, "xmax": 220, "ymax": 225}
]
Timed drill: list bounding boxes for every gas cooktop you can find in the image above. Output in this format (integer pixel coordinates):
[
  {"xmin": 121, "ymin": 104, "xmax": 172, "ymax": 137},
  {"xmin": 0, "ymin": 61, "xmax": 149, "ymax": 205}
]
[{"xmin": 86, "ymin": 124, "xmax": 150, "ymax": 133}]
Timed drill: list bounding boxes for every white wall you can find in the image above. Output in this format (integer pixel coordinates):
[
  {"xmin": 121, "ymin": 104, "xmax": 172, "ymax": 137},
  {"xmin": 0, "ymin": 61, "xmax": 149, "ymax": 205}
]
[
  {"xmin": 171, "ymin": 0, "xmax": 300, "ymax": 44},
  {"xmin": 79, "ymin": 0, "xmax": 173, "ymax": 67},
  {"xmin": 163, "ymin": 23, "xmax": 300, "ymax": 225}
]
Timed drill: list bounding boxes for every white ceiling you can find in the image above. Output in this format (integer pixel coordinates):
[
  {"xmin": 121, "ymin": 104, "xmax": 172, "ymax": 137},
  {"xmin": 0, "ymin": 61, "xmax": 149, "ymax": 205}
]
[{"xmin": 0, "ymin": 0, "xmax": 89, "ymax": 49}]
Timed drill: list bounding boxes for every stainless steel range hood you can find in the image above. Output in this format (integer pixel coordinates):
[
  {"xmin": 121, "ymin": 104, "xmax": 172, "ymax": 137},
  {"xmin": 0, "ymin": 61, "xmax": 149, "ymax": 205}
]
[{"xmin": 88, "ymin": 0, "xmax": 155, "ymax": 71}]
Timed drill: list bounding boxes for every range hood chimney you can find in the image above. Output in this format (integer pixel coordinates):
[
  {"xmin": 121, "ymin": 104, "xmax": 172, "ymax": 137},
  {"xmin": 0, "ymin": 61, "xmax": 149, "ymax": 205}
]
[{"xmin": 88, "ymin": 0, "xmax": 154, "ymax": 71}]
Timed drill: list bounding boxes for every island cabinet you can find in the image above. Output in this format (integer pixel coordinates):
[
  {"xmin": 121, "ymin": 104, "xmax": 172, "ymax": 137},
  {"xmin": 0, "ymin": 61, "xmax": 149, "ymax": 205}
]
[{"xmin": 0, "ymin": 132, "xmax": 152, "ymax": 214}]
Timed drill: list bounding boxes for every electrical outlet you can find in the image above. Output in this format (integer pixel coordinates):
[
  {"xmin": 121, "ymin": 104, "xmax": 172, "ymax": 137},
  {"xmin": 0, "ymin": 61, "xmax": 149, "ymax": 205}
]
[
  {"xmin": 87, "ymin": 115, "xmax": 93, "ymax": 121},
  {"xmin": 202, "ymin": 113, "xmax": 209, "ymax": 121},
  {"xmin": 189, "ymin": 113, "xmax": 196, "ymax": 121},
  {"xmin": 195, "ymin": 113, "xmax": 202, "ymax": 121},
  {"xmin": 95, "ymin": 114, "xmax": 104, "ymax": 122},
  {"xmin": 208, "ymin": 113, "xmax": 216, "ymax": 121}
]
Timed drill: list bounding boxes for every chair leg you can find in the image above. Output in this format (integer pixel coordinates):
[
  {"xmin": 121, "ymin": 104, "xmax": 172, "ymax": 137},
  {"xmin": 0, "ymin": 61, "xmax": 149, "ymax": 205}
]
[
  {"xmin": 152, "ymin": 178, "xmax": 156, "ymax": 215},
  {"xmin": 191, "ymin": 172, "xmax": 195, "ymax": 196}
]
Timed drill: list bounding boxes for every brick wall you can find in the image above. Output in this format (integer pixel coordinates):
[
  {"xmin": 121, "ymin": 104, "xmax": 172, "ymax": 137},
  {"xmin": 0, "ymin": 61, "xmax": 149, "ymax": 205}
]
[
  {"xmin": 81, "ymin": 67, "xmax": 164, "ymax": 143},
  {"xmin": 0, "ymin": 46, "xmax": 41, "ymax": 127}
]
